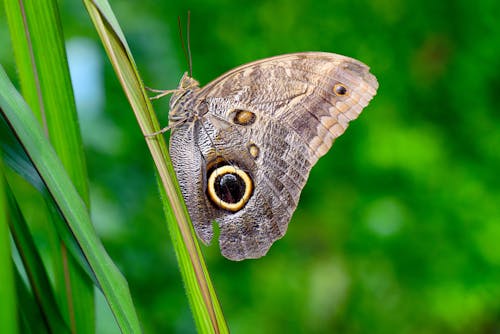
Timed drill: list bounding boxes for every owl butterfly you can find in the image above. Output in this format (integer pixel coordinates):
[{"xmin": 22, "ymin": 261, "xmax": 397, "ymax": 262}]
[{"xmin": 157, "ymin": 52, "xmax": 378, "ymax": 261}]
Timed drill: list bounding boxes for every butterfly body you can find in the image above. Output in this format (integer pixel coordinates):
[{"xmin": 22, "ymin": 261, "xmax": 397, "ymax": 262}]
[{"xmin": 168, "ymin": 52, "xmax": 378, "ymax": 260}]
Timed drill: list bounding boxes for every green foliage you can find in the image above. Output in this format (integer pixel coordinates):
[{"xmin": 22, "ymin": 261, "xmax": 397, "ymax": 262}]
[
  {"xmin": 0, "ymin": 163, "xmax": 17, "ymax": 334},
  {"xmin": 1, "ymin": 0, "xmax": 499, "ymax": 333},
  {"xmin": 2, "ymin": 0, "xmax": 94, "ymax": 331}
]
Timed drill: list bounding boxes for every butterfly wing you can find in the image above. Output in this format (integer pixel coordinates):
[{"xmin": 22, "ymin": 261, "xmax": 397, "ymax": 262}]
[{"xmin": 169, "ymin": 52, "xmax": 378, "ymax": 260}]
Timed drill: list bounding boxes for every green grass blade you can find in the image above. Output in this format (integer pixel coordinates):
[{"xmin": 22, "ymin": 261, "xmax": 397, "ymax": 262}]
[
  {"xmin": 2, "ymin": 0, "xmax": 40, "ymax": 120},
  {"xmin": 157, "ymin": 176, "xmax": 228, "ymax": 332},
  {"xmin": 0, "ymin": 160, "xmax": 17, "ymax": 334},
  {"xmin": 83, "ymin": 1, "xmax": 228, "ymax": 332},
  {"xmin": 15, "ymin": 268, "xmax": 49, "ymax": 334},
  {"xmin": 3, "ymin": 0, "xmax": 90, "ymax": 191},
  {"xmin": 0, "ymin": 109, "xmax": 90, "ymax": 279},
  {"xmin": 3, "ymin": 0, "xmax": 94, "ymax": 331},
  {"xmin": 5, "ymin": 180, "xmax": 70, "ymax": 333},
  {"xmin": 0, "ymin": 65, "xmax": 141, "ymax": 333}
]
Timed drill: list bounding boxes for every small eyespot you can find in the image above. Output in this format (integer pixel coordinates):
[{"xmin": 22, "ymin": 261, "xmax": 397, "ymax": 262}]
[
  {"xmin": 207, "ymin": 164, "xmax": 253, "ymax": 212},
  {"xmin": 231, "ymin": 109, "xmax": 256, "ymax": 126},
  {"xmin": 248, "ymin": 143, "xmax": 260, "ymax": 159},
  {"xmin": 333, "ymin": 83, "xmax": 348, "ymax": 96}
]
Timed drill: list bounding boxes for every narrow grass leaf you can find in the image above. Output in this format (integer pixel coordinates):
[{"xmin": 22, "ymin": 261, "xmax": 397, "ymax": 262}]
[
  {"xmin": 3, "ymin": 0, "xmax": 94, "ymax": 331},
  {"xmin": 0, "ymin": 161, "xmax": 17, "ymax": 334},
  {"xmin": 5, "ymin": 180, "xmax": 70, "ymax": 333},
  {"xmin": 83, "ymin": 0, "xmax": 228, "ymax": 332},
  {"xmin": 0, "ymin": 65, "xmax": 141, "ymax": 333},
  {"xmin": 14, "ymin": 268, "xmax": 50, "ymax": 334}
]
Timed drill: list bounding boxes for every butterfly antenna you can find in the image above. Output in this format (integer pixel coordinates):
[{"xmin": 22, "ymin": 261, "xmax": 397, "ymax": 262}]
[
  {"xmin": 177, "ymin": 15, "xmax": 190, "ymax": 74},
  {"xmin": 186, "ymin": 10, "xmax": 193, "ymax": 77}
]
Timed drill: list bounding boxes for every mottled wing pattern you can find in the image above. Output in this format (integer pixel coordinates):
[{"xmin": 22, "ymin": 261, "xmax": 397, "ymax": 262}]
[
  {"xmin": 201, "ymin": 53, "xmax": 378, "ymax": 161},
  {"xmin": 170, "ymin": 52, "xmax": 378, "ymax": 260}
]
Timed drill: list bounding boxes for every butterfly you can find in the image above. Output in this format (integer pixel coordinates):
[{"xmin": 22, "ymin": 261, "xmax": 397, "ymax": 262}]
[{"xmin": 153, "ymin": 52, "xmax": 378, "ymax": 260}]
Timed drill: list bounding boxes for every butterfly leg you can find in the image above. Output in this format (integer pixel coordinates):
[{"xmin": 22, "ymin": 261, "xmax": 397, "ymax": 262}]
[
  {"xmin": 145, "ymin": 87, "xmax": 179, "ymax": 100},
  {"xmin": 144, "ymin": 119, "xmax": 188, "ymax": 137}
]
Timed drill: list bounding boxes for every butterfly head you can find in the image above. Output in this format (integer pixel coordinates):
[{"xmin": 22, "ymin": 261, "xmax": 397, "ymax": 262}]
[
  {"xmin": 169, "ymin": 72, "xmax": 200, "ymax": 122},
  {"xmin": 178, "ymin": 72, "xmax": 199, "ymax": 90}
]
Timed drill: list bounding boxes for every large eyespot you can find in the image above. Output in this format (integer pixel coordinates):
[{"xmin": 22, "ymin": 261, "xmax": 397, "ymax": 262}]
[{"xmin": 207, "ymin": 165, "xmax": 253, "ymax": 212}]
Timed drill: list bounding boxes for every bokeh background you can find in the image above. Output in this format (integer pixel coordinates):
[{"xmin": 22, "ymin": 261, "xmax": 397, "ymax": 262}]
[{"xmin": 1, "ymin": 0, "xmax": 499, "ymax": 333}]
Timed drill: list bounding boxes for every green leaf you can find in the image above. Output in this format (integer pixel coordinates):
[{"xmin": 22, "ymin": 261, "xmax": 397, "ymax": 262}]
[
  {"xmin": 0, "ymin": 160, "xmax": 17, "ymax": 334},
  {"xmin": 82, "ymin": 1, "xmax": 228, "ymax": 332},
  {"xmin": 0, "ymin": 64, "xmax": 141, "ymax": 333},
  {"xmin": 15, "ymin": 268, "xmax": 49, "ymax": 334},
  {"xmin": 5, "ymin": 180, "xmax": 70, "ymax": 333},
  {"xmin": 3, "ymin": 0, "xmax": 94, "ymax": 331}
]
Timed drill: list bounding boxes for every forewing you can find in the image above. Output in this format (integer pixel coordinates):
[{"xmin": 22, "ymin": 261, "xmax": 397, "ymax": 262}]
[{"xmin": 184, "ymin": 52, "xmax": 378, "ymax": 260}]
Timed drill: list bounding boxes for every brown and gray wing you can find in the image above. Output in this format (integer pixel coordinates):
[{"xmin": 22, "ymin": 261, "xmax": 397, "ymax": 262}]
[
  {"xmin": 196, "ymin": 52, "xmax": 378, "ymax": 260},
  {"xmin": 200, "ymin": 52, "xmax": 378, "ymax": 163}
]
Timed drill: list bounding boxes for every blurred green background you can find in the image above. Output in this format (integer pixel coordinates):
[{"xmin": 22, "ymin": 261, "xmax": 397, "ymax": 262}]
[{"xmin": 1, "ymin": 0, "xmax": 499, "ymax": 333}]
